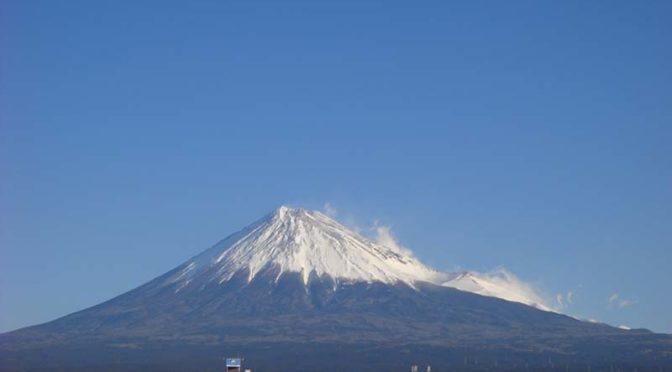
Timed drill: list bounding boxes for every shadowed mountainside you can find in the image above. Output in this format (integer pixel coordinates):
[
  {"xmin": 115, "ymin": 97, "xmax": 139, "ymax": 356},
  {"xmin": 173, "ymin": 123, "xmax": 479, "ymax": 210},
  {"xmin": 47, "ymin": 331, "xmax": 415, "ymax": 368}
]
[{"xmin": 2, "ymin": 269, "xmax": 671, "ymax": 371}]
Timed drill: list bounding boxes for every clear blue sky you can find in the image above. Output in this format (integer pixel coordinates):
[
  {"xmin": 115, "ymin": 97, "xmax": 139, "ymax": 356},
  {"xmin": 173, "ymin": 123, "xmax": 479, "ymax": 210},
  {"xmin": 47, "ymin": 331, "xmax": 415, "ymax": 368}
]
[{"xmin": 1, "ymin": 0, "xmax": 670, "ymax": 333}]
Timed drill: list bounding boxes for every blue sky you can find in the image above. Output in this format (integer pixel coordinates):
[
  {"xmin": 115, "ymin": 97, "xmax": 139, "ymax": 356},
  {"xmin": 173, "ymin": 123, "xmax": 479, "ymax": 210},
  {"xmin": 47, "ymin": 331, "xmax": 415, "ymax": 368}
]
[{"xmin": 1, "ymin": 0, "xmax": 670, "ymax": 332}]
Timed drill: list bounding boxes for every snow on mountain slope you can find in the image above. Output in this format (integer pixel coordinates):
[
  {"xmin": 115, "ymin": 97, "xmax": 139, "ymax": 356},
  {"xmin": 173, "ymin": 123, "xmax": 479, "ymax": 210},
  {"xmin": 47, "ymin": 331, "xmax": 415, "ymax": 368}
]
[
  {"xmin": 441, "ymin": 270, "xmax": 553, "ymax": 311},
  {"xmin": 165, "ymin": 206, "xmax": 552, "ymax": 311},
  {"xmin": 166, "ymin": 206, "xmax": 447, "ymax": 289}
]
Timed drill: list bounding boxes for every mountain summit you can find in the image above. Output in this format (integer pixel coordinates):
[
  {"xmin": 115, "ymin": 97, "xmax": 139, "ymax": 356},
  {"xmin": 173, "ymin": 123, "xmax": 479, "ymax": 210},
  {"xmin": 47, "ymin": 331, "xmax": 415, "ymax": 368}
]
[
  {"xmin": 166, "ymin": 206, "xmax": 445, "ymax": 290},
  {"xmin": 2, "ymin": 206, "xmax": 671, "ymax": 371}
]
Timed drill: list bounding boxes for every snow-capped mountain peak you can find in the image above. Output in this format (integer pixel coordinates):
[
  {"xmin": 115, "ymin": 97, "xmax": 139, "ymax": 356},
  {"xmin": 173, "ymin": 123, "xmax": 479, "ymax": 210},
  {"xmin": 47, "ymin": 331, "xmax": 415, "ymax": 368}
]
[
  {"xmin": 167, "ymin": 206, "xmax": 446, "ymax": 289},
  {"xmin": 164, "ymin": 206, "xmax": 552, "ymax": 311}
]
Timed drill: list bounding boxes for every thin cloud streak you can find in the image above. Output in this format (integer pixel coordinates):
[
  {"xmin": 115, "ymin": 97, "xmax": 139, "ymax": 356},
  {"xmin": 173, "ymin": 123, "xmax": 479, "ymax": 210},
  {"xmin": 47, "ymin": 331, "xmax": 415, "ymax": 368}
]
[{"xmin": 608, "ymin": 293, "xmax": 636, "ymax": 309}]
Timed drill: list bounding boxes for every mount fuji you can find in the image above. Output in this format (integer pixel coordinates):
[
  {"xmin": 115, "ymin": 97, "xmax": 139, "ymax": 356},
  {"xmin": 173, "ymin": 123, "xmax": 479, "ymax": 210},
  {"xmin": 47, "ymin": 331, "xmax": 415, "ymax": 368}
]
[{"xmin": 1, "ymin": 206, "xmax": 671, "ymax": 371}]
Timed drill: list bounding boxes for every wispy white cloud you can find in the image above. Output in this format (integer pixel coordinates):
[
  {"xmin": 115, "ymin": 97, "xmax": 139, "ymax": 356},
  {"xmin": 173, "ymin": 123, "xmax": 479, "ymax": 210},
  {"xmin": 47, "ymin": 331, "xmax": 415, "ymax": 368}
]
[
  {"xmin": 556, "ymin": 293, "xmax": 565, "ymax": 308},
  {"xmin": 322, "ymin": 202, "xmax": 338, "ymax": 217},
  {"xmin": 608, "ymin": 293, "xmax": 636, "ymax": 309},
  {"xmin": 322, "ymin": 204, "xmax": 414, "ymax": 257},
  {"xmin": 372, "ymin": 222, "xmax": 415, "ymax": 257},
  {"xmin": 608, "ymin": 293, "xmax": 619, "ymax": 304},
  {"xmin": 320, "ymin": 202, "xmax": 365, "ymax": 234},
  {"xmin": 554, "ymin": 290, "xmax": 575, "ymax": 310}
]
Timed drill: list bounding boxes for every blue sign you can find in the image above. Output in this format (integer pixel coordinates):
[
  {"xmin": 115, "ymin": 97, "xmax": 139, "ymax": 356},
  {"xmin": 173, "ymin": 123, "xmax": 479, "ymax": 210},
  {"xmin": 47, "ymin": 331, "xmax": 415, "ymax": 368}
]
[{"xmin": 226, "ymin": 358, "xmax": 242, "ymax": 367}]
